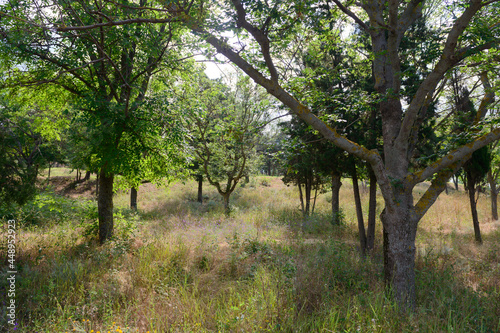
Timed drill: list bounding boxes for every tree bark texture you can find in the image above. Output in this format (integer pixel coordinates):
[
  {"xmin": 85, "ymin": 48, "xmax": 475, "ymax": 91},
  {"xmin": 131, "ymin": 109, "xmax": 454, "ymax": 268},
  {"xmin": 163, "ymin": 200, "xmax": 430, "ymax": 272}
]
[
  {"xmin": 130, "ymin": 187, "xmax": 138, "ymax": 211},
  {"xmin": 98, "ymin": 167, "xmax": 114, "ymax": 244},
  {"xmin": 381, "ymin": 190, "xmax": 418, "ymax": 310}
]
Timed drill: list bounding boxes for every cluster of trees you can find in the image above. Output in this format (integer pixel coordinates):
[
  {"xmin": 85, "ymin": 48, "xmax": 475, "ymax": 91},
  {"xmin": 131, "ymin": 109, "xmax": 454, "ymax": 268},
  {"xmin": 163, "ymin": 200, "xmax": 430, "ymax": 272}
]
[{"xmin": 1, "ymin": 0, "xmax": 499, "ymax": 311}]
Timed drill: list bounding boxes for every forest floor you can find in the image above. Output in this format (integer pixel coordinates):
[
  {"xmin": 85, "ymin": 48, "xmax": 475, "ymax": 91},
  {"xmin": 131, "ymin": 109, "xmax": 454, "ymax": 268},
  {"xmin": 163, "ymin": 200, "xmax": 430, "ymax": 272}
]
[{"xmin": 1, "ymin": 168, "xmax": 500, "ymax": 332}]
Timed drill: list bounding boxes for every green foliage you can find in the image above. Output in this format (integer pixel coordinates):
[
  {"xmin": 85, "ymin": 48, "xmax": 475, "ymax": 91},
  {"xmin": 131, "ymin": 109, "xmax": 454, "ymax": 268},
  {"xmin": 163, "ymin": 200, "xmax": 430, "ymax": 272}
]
[
  {"xmin": 0, "ymin": 89, "xmax": 69, "ymax": 206},
  {"xmin": 172, "ymin": 69, "xmax": 269, "ymax": 213}
]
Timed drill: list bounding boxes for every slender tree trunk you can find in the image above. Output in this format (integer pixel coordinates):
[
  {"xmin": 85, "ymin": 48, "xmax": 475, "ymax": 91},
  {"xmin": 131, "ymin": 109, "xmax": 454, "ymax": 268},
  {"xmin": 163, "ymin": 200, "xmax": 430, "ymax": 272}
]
[
  {"xmin": 83, "ymin": 170, "xmax": 91, "ymax": 181},
  {"xmin": 487, "ymin": 170, "xmax": 498, "ymax": 220},
  {"xmin": 98, "ymin": 167, "xmax": 114, "ymax": 244},
  {"xmin": 331, "ymin": 171, "xmax": 342, "ymax": 225},
  {"xmin": 304, "ymin": 173, "xmax": 312, "ymax": 216},
  {"xmin": 197, "ymin": 175, "xmax": 203, "ymax": 203},
  {"xmin": 298, "ymin": 182, "xmax": 305, "ymax": 215},
  {"xmin": 466, "ymin": 170, "xmax": 482, "ymax": 244},
  {"xmin": 366, "ymin": 166, "xmax": 377, "ymax": 251},
  {"xmin": 48, "ymin": 163, "xmax": 51, "ymax": 180},
  {"xmin": 130, "ymin": 187, "xmax": 138, "ymax": 211},
  {"xmin": 453, "ymin": 175, "xmax": 459, "ymax": 191},
  {"xmin": 311, "ymin": 183, "xmax": 318, "ymax": 215},
  {"xmin": 351, "ymin": 164, "xmax": 367, "ymax": 254}
]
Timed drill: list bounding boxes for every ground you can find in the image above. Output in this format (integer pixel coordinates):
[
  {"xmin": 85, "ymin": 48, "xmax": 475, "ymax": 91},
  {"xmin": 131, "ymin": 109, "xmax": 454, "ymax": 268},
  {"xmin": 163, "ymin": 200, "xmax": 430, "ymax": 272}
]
[{"xmin": 1, "ymin": 168, "xmax": 499, "ymax": 332}]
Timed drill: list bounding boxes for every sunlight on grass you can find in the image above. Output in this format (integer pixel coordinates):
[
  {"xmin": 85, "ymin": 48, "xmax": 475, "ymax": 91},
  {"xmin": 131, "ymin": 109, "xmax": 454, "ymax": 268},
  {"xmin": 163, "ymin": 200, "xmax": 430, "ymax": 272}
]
[{"xmin": 1, "ymin": 175, "xmax": 499, "ymax": 332}]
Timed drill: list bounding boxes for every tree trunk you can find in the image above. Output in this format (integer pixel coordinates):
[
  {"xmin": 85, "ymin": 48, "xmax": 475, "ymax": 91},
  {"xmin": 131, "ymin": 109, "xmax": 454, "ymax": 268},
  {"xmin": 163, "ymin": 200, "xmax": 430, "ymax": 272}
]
[
  {"xmin": 223, "ymin": 193, "xmax": 231, "ymax": 216},
  {"xmin": 366, "ymin": 166, "xmax": 377, "ymax": 251},
  {"xmin": 298, "ymin": 182, "xmax": 305, "ymax": 215},
  {"xmin": 130, "ymin": 187, "xmax": 138, "ymax": 211},
  {"xmin": 466, "ymin": 170, "xmax": 483, "ymax": 244},
  {"xmin": 304, "ymin": 173, "xmax": 312, "ymax": 216},
  {"xmin": 96, "ymin": 173, "xmax": 99, "ymax": 197},
  {"xmin": 453, "ymin": 174, "xmax": 459, "ymax": 191},
  {"xmin": 83, "ymin": 170, "xmax": 91, "ymax": 181},
  {"xmin": 331, "ymin": 171, "xmax": 342, "ymax": 225},
  {"xmin": 487, "ymin": 170, "xmax": 498, "ymax": 220},
  {"xmin": 197, "ymin": 175, "xmax": 203, "ymax": 203},
  {"xmin": 48, "ymin": 163, "xmax": 51, "ymax": 180},
  {"xmin": 98, "ymin": 167, "xmax": 114, "ymax": 244},
  {"xmin": 311, "ymin": 183, "xmax": 318, "ymax": 215},
  {"xmin": 381, "ymin": 188, "xmax": 418, "ymax": 310},
  {"xmin": 351, "ymin": 164, "xmax": 367, "ymax": 254}
]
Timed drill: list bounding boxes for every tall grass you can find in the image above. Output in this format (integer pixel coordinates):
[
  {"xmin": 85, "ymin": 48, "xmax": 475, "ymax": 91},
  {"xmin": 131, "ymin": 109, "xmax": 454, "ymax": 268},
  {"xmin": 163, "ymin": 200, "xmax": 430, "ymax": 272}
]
[{"xmin": 1, "ymin": 175, "xmax": 499, "ymax": 332}]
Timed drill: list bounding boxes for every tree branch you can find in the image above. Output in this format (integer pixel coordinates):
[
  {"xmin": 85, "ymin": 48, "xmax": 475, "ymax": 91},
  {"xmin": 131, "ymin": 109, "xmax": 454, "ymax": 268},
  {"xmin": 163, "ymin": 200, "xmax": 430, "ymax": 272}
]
[
  {"xmin": 409, "ymin": 128, "xmax": 500, "ymax": 185},
  {"xmin": 395, "ymin": 0, "xmax": 485, "ymax": 154},
  {"xmin": 414, "ymin": 161, "xmax": 463, "ymax": 221},
  {"xmin": 330, "ymin": 0, "xmax": 370, "ymax": 33},
  {"xmin": 231, "ymin": 0, "xmax": 279, "ymax": 82}
]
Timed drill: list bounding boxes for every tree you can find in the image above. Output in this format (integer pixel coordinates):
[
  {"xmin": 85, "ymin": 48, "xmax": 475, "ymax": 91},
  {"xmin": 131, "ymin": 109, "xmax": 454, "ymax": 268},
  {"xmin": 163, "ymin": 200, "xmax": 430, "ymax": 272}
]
[
  {"xmin": 23, "ymin": 0, "xmax": 500, "ymax": 311},
  {"xmin": 0, "ymin": 0, "xmax": 186, "ymax": 242},
  {"xmin": 0, "ymin": 86, "xmax": 69, "ymax": 207},
  {"xmin": 174, "ymin": 72, "xmax": 268, "ymax": 215},
  {"xmin": 182, "ymin": 0, "xmax": 500, "ymax": 309}
]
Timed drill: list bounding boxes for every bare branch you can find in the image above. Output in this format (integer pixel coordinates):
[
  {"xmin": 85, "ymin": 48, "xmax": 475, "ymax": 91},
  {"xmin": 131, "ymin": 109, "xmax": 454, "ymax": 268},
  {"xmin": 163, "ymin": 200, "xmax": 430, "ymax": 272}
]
[
  {"xmin": 231, "ymin": 0, "xmax": 279, "ymax": 82},
  {"xmin": 330, "ymin": 0, "xmax": 370, "ymax": 33},
  {"xmin": 56, "ymin": 17, "xmax": 178, "ymax": 32}
]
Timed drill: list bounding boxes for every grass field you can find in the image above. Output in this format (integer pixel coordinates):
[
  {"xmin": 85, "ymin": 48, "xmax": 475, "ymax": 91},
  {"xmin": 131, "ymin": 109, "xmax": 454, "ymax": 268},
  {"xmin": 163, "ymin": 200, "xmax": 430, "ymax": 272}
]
[{"xmin": 1, "ymin": 168, "xmax": 499, "ymax": 332}]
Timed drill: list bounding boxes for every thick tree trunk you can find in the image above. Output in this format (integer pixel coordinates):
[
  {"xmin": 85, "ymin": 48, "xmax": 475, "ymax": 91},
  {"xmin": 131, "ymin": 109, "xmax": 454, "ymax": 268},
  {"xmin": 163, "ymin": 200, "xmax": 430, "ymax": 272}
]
[
  {"xmin": 130, "ymin": 187, "xmax": 138, "ymax": 211},
  {"xmin": 351, "ymin": 164, "xmax": 367, "ymax": 254},
  {"xmin": 466, "ymin": 170, "xmax": 482, "ymax": 244},
  {"xmin": 366, "ymin": 166, "xmax": 377, "ymax": 251},
  {"xmin": 98, "ymin": 167, "xmax": 114, "ymax": 244},
  {"xmin": 96, "ymin": 173, "xmax": 99, "ymax": 197},
  {"xmin": 223, "ymin": 193, "xmax": 231, "ymax": 216},
  {"xmin": 331, "ymin": 171, "xmax": 342, "ymax": 225},
  {"xmin": 487, "ymin": 171, "xmax": 498, "ymax": 220},
  {"xmin": 83, "ymin": 170, "xmax": 91, "ymax": 181},
  {"xmin": 197, "ymin": 175, "xmax": 203, "ymax": 203},
  {"xmin": 381, "ymin": 191, "xmax": 418, "ymax": 310}
]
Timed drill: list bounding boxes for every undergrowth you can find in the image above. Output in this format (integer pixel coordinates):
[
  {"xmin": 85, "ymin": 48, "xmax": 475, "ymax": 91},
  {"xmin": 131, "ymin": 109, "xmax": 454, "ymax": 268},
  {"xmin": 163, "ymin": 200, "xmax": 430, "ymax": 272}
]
[{"xmin": 0, "ymin": 175, "xmax": 499, "ymax": 332}]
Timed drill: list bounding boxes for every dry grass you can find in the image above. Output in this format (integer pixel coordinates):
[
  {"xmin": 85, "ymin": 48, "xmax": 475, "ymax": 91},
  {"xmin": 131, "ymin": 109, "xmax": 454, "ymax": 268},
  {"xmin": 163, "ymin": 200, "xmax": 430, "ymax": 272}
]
[{"xmin": 1, "ymin": 172, "xmax": 499, "ymax": 332}]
